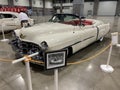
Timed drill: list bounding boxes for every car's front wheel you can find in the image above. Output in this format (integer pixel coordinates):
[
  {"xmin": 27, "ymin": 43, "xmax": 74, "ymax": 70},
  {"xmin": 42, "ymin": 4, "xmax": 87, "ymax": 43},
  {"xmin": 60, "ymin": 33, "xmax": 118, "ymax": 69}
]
[
  {"xmin": 66, "ymin": 47, "xmax": 73, "ymax": 57},
  {"xmin": 99, "ymin": 37, "xmax": 104, "ymax": 42}
]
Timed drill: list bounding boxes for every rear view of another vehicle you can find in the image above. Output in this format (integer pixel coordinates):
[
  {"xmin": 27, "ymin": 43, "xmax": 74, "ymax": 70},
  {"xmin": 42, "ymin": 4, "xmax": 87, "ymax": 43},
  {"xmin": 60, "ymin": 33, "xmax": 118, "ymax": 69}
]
[
  {"xmin": 0, "ymin": 12, "xmax": 34, "ymax": 32},
  {"xmin": 0, "ymin": 12, "xmax": 20, "ymax": 32}
]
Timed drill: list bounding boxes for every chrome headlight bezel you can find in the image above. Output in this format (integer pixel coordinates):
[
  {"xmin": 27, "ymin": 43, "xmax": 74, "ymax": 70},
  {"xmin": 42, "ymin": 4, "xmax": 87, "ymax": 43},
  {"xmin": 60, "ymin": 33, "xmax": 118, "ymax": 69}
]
[{"xmin": 40, "ymin": 41, "xmax": 48, "ymax": 51}]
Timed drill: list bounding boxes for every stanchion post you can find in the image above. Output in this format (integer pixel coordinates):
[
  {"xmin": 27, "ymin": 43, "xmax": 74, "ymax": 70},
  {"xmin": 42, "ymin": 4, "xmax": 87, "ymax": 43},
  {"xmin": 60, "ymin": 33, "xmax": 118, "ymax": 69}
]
[
  {"xmin": 1, "ymin": 23, "xmax": 5, "ymax": 40},
  {"xmin": 1, "ymin": 23, "xmax": 9, "ymax": 42},
  {"xmin": 100, "ymin": 32, "xmax": 119, "ymax": 73},
  {"xmin": 12, "ymin": 52, "xmax": 39, "ymax": 90},
  {"xmin": 54, "ymin": 69, "xmax": 58, "ymax": 90},
  {"xmin": 106, "ymin": 45, "xmax": 113, "ymax": 67},
  {"xmin": 25, "ymin": 58, "xmax": 33, "ymax": 90},
  {"xmin": 100, "ymin": 45, "xmax": 114, "ymax": 73}
]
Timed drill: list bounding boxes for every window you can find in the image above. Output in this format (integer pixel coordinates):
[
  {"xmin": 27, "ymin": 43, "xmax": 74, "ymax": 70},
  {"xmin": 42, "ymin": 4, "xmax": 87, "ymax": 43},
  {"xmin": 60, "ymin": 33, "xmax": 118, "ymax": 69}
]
[
  {"xmin": 64, "ymin": 15, "xmax": 79, "ymax": 21},
  {"xmin": 2, "ymin": 14, "xmax": 17, "ymax": 18},
  {"xmin": 0, "ymin": 14, "xmax": 4, "ymax": 19},
  {"xmin": 49, "ymin": 14, "xmax": 79, "ymax": 23}
]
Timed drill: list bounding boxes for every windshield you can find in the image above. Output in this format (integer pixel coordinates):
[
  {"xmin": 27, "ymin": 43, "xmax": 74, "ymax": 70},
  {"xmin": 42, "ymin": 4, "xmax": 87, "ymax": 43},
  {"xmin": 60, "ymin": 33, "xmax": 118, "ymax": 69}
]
[{"xmin": 49, "ymin": 14, "xmax": 79, "ymax": 23}]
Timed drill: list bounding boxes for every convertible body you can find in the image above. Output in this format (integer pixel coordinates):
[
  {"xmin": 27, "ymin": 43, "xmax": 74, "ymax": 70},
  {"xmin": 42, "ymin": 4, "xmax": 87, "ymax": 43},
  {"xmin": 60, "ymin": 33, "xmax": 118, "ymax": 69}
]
[{"xmin": 11, "ymin": 14, "xmax": 110, "ymax": 65}]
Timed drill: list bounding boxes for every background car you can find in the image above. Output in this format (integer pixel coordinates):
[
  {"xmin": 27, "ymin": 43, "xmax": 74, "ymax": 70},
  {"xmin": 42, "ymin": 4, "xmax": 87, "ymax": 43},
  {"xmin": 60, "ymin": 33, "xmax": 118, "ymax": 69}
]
[{"xmin": 0, "ymin": 11, "xmax": 34, "ymax": 32}]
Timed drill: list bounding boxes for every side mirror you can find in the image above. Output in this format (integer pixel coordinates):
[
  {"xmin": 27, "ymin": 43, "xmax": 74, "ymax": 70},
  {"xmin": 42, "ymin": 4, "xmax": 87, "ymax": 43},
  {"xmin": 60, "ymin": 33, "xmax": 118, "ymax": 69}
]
[
  {"xmin": 79, "ymin": 17, "xmax": 86, "ymax": 26},
  {"xmin": 80, "ymin": 16, "xmax": 86, "ymax": 19}
]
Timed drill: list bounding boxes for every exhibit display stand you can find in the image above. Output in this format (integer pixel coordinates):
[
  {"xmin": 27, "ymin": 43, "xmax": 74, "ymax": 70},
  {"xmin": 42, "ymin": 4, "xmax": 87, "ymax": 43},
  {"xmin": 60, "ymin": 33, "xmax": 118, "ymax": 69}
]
[
  {"xmin": 1, "ymin": 23, "xmax": 9, "ymax": 42},
  {"xmin": 45, "ymin": 50, "xmax": 67, "ymax": 90},
  {"xmin": 12, "ymin": 52, "xmax": 39, "ymax": 90},
  {"xmin": 100, "ymin": 32, "xmax": 119, "ymax": 73}
]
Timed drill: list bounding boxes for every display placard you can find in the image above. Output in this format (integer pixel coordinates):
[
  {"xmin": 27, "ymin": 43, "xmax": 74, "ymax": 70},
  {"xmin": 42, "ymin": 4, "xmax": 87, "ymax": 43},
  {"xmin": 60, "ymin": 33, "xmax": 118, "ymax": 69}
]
[{"xmin": 45, "ymin": 50, "xmax": 67, "ymax": 70}]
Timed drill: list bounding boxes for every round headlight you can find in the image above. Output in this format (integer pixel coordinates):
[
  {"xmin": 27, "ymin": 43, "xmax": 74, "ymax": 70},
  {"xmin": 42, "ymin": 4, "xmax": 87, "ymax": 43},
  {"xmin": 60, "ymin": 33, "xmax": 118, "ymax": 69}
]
[{"xmin": 40, "ymin": 41, "xmax": 48, "ymax": 50}]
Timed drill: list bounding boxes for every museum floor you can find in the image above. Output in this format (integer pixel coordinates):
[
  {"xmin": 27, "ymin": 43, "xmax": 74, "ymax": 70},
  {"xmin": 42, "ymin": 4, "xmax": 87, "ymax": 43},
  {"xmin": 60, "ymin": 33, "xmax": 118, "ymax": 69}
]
[{"xmin": 0, "ymin": 16, "xmax": 120, "ymax": 90}]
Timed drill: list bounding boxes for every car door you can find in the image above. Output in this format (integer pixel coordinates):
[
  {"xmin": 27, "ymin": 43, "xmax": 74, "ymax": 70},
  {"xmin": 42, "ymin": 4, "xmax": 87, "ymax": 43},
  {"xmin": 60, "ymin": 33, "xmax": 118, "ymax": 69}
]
[{"xmin": 71, "ymin": 26, "xmax": 97, "ymax": 53}]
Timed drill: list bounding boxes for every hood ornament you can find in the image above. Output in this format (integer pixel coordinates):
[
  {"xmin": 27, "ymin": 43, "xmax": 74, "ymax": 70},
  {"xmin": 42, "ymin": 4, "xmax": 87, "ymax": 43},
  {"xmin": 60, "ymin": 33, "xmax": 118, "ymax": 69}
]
[{"xmin": 20, "ymin": 34, "xmax": 26, "ymax": 39}]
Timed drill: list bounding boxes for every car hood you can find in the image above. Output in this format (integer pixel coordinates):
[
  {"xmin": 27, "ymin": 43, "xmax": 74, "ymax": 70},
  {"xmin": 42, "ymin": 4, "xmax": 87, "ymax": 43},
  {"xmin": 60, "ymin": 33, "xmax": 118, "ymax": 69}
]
[{"xmin": 14, "ymin": 22, "xmax": 80, "ymax": 50}]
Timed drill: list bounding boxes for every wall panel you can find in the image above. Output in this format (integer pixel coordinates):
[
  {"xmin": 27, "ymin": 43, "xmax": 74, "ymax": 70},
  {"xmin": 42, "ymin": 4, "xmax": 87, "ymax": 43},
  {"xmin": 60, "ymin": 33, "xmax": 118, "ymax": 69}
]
[
  {"xmin": 46, "ymin": 0, "xmax": 53, "ymax": 8},
  {"xmin": 14, "ymin": 0, "xmax": 29, "ymax": 6},
  {"xmin": 32, "ymin": 0, "xmax": 43, "ymax": 8},
  {"xmin": 0, "ymin": 0, "xmax": 8, "ymax": 5},
  {"xmin": 84, "ymin": 2, "xmax": 94, "ymax": 16},
  {"xmin": 98, "ymin": 1, "xmax": 117, "ymax": 16}
]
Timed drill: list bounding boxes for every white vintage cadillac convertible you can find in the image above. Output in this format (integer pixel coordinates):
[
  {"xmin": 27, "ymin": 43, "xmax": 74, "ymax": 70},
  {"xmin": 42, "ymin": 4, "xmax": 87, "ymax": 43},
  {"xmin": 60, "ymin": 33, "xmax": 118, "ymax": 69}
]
[{"xmin": 11, "ymin": 14, "xmax": 110, "ymax": 65}]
